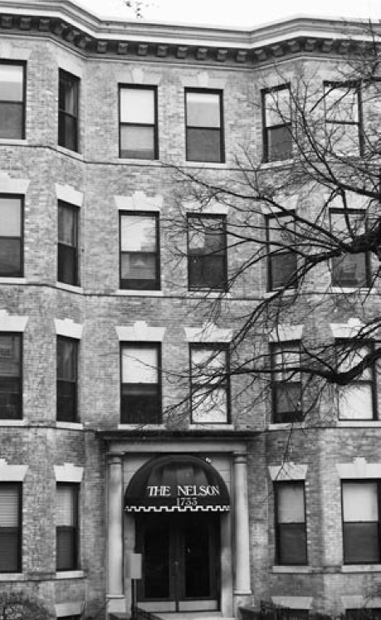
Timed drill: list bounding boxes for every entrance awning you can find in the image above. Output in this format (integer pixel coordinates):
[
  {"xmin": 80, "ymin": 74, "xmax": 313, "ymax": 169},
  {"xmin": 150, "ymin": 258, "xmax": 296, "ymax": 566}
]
[{"xmin": 125, "ymin": 455, "xmax": 230, "ymax": 513}]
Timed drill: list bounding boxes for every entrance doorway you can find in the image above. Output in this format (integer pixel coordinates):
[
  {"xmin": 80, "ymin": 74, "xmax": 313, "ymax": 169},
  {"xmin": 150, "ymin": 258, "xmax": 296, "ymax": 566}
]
[{"xmin": 136, "ymin": 511, "xmax": 220, "ymax": 611}]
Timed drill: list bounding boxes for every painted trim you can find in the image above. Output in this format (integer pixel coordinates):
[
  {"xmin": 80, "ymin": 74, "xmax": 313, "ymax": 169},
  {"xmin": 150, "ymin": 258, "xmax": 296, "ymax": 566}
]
[
  {"xmin": 336, "ymin": 457, "xmax": 381, "ymax": 479},
  {"xmin": 330, "ymin": 318, "xmax": 364, "ymax": 339},
  {"xmin": 0, "ymin": 459, "xmax": 28, "ymax": 481},
  {"xmin": 0, "ymin": 174, "xmax": 29, "ymax": 194},
  {"xmin": 268, "ymin": 462, "xmax": 308, "ymax": 481},
  {"xmin": 116, "ymin": 321, "xmax": 166, "ymax": 342},
  {"xmin": 115, "ymin": 192, "xmax": 163, "ymax": 212},
  {"xmin": 269, "ymin": 324, "xmax": 304, "ymax": 342},
  {"xmin": 0, "ymin": 310, "xmax": 28, "ymax": 332},
  {"xmin": 55, "ymin": 183, "xmax": 83, "ymax": 207},
  {"xmin": 54, "ymin": 463, "xmax": 84, "ymax": 482},
  {"xmin": 184, "ymin": 322, "xmax": 232, "ymax": 343},
  {"xmin": 54, "ymin": 318, "xmax": 83, "ymax": 339}
]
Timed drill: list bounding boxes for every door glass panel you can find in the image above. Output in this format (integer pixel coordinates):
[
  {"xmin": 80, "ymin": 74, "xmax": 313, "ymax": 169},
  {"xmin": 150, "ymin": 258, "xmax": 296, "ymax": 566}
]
[
  {"xmin": 143, "ymin": 517, "xmax": 170, "ymax": 599},
  {"xmin": 184, "ymin": 514, "xmax": 213, "ymax": 598}
]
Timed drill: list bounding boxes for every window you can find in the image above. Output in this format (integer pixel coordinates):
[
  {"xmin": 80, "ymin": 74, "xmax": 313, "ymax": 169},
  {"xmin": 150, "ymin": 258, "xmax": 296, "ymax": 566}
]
[
  {"xmin": 190, "ymin": 344, "xmax": 229, "ymax": 424},
  {"xmin": 271, "ymin": 342, "xmax": 302, "ymax": 423},
  {"xmin": 57, "ymin": 337, "xmax": 78, "ymax": 423},
  {"xmin": 121, "ymin": 344, "xmax": 161, "ymax": 424},
  {"xmin": 58, "ymin": 202, "xmax": 79, "ymax": 286},
  {"xmin": 0, "ymin": 62, "xmax": 25, "ymax": 139},
  {"xmin": 263, "ymin": 85, "xmax": 292, "ymax": 162},
  {"xmin": 58, "ymin": 69, "xmax": 79, "ymax": 152},
  {"xmin": 342, "ymin": 481, "xmax": 380, "ymax": 563},
  {"xmin": 187, "ymin": 215, "xmax": 227, "ymax": 290},
  {"xmin": 0, "ymin": 483, "xmax": 21, "ymax": 572},
  {"xmin": 119, "ymin": 86, "xmax": 158, "ymax": 159},
  {"xmin": 346, "ymin": 610, "xmax": 381, "ymax": 620},
  {"xmin": 56, "ymin": 483, "xmax": 79, "ymax": 571},
  {"xmin": 330, "ymin": 210, "xmax": 370, "ymax": 288},
  {"xmin": 0, "ymin": 334, "xmax": 21, "ymax": 420},
  {"xmin": 267, "ymin": 213, "xmax": 297, "ymax": 290},
  {"xmin": 0, "ymin": 195, "xmax": 23, "ymax": 278},
  {"xmin": 324, "ymin": 83, "xmax": 362, "ymax": 154},
  {"xmin": 337, "ymin": 343, "xmax": 375, "ymax": 420},
  {"xmin": 275, "ymin": 482, "xmax": 307, "ymax": 565},
  {"xmin": 120, "ymin": 213, "xmax": 160, "ymax": 290},
  {"xmin": 185, "ymin": 90, "xmax": 224, "ymax": 163}
]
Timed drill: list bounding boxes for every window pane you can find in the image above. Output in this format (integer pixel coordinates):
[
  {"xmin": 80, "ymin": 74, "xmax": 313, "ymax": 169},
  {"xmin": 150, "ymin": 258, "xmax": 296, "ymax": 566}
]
[
  {"xmin": 57, "ymin": 338, "xmax": 77, "ymax": 381},
  {"xmin": 57, "ymin": 527, "xmax": 76, "ymax": 570},
  {"xmin": 122, "ymin": 347, "xmax": 158, "ymax": 384},
  {"xmin": 0, "ymin": 485, "xmax": 18, "ymax": 526},
  {"xmin": 187, "ymin": 128, "xmax": 222, "ymax": 162},
  {"xmin": 277, "ymin": 485, "xmax": 305, "ymax": 523},
  {"xmin": 187, "ymin": 92, "xmax": 220, "ymax": 127},
  {"xmin": 265, "ymin": 87, "xmax": 290, "ymax": 126},
  {"xmin": 0, "ymin": 530, "xmax": 19, "ymax": 572},
  {"xmin": 58, "ymin": 204, "xmax": 77, "ymax": 246},
  {"xmin": 58, "ymin": 114, "xmax": 78, "ymax": 152},
  {"xmin": 274, "ymin": 384, "xmax": 303, "ymax": 422},
  {"xmin": 121, "ymin": 386, "xmax": 161, "ymax": 424},
  {"xmin": 0, "ymin": 102, "xmax": 23, "ymax": 139},
  {"xmin": 325, "ymin": 86, "xmax": 359, "ymax": 123},
  {"xmin": 191, "ymin": 387, "xmax": 228, "ymax": 423},
  {"xmin": 267, "ymin": 125, "xmax": 292, "ymax": 161},
  {"xmin": 121, "ymin": 253, "xmax": 157, "ymax": 286},
  {"xmin": 0, "ymin": 239, "xmax": 21, "ymax": 277},
  {"xmin": 270, "ymin": 252, "xmax": 297, "ymax": 289},
  {"xmin": 343, "ymin": 483, "xmax": 378, "ymax": 521},
  {"xmin": 120, "ymin": 125, "xmax": 155, "ymax": 159},
  {"xmin": 120, "ymin": 88, "xmax": 155, "ymax": 124},
  {"xmin": 344, "ymin": 522, "xmax": 379, "ymax": 563},
  {"xmin": 59, "ymin": 72, "xmax": 78, "ymax": 116},
  {"xmin": 0, "ymin": 197, "xmax": 21, "ymax": 236},
  {"xmin": 191, "ymin": 346, "xmax": 228, "ymax": 423},
  {"xmin": 332, "ymin": 254, "xmax": 367, "ymax": 287},
  {"xmin": 189, "ymin": 255, "xmax": 225, "ymax": 289},
  {"xmin": 56, "ymin": 485, "xmax": 76, "ymax": 526},
  {"xmin": 339, "ymin": 384, "xmax": 373, "ymax": 419},
  {"xmin": 0, "ymin": 484, "xmax": 20, "ymax": 573},
  {"xmin": 121, "ymin": 215, "xmax": 156, "ymax": 252},
  {"xmin": 0, "ymin": 65, "xmax": 23, "ymax": 101},
  {"xmin": 278, "ymin": 523, "xmax": 307, "ymax": 564}
]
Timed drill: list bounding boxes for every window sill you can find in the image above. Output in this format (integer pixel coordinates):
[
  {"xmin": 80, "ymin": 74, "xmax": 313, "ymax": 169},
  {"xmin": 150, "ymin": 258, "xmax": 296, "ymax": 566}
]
[
  {"xmin": 330, "ymin": 286, "xmax": 374, "ymax": 294},
  {"xmin": 187, "ymin": 290, "xmax": 231, "ymax": 299},
  {"xmin": 272, "ymin": 566, "xmax": 311, "ymax": 573},
  {"xmin": 0, "ymin": 277, "xmax": 26, "ymax": 284},
  {"xmin": 338, "ymin": 420, "xmax": 381, "ymax": 427},
  {"xmin": 55, "ymin": 570, "xmax": 85, "ymax": 579},
  {"xmin": 117, "ymin": 289, "xmax": 164, "ymax": 297},
  {"xmin": 118, "ymin": 157, "xmax": 161, "ymax": 165},
  {"xmin": 184, "ymin": 161, "xmax": 228, "ymax": 169},
  {"xmin": 341, "ymin": 565, "xmax": 381, "ymax": 573},
  {"xmin": 263, "ymin": 289, "xmax": 297, "ymax": 299},
  {"xmin": 0, "ymin": 139, "xmax": 27, "ymax": 146},
  {"xmin": 260, "ymin": 158, "xmax": 294, "ymax": 169},
  {"xmin": 268, "ymin": 422, "xmax": 304, "ymax": 430},
  {"xmin": 189, "ymin": 424, "xmax": 234, "ymax": 430},
  {"xmin": 56, "ymin": 282, "xmax": 83, "ymax": 294},
  {"xmin": 56, "ymin": 145, "xmax": 83, "ymax": 160},
  {"xmin": 117, "ymin": 423, "xmax": 166, "ymax": 430},
  {"xmin": 56, "ymin": 421, "xmax": 83, "ymax": 430},
  {"xmin": 0, "ymin": 419, "xmax": 25, "ymax": 427},
  {"xmin": 0, "ymin": 573, "xmax": 24, "ymax": 581}
]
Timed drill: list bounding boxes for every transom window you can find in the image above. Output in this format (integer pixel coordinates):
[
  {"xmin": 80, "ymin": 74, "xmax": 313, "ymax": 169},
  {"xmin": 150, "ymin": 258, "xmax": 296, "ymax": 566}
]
[
  {"xmin": 263, "ymin": 84, "xmax": 292, "ymax": 162},
  {"xmin": 119, "ymin": 86, "xmax": 158, "ymax": 159},
  {"xmin": 0, "ymin": 195, "xmax": 23, "ymax": 278},
  {"xmin": 121, "ymin": 344, "xmax": 161, "ymax": 424},
  {"xmin": 58, "ymin": 69, "xmax": 79, "ymax": 152},
  {"xmin": 0, "ymin": 334, "xmax": 22, "ymax": 420},
  {"xmin": 0, "ymin": 62, "xmax": 25, "ymax": 139},
  {"xmin": 185, "ymin": 90, "xmax": 224, "ymax": 163},
  {"xmin": 324, "ymin": 83, "xmax": 362, "ymax": 154},
  {"xmin": 275, "ymin": 482, "xmax": 307, "ymax": 565},
  {"xmin": 342, "ymin": 481, "xmax": 380, "ymax": 564},
  {"xmin": 57, "ymin": 336, "xmax": 78, "ymax": 423},
  {"xmin": 56, "ymin": 483, "xmax": 79, "ymax": 571},
  {"xmin": 271, "ymin": 342, "xmax": 303, "ymax": 423},
  {"xmin": 337, "ymin": 343, "xmax": 376, "ymax": 420},
  {"xmin": 267, "ymin": 213, "xmax": 297, "ymax": 291},
  {"xmin": 58, "ymin": 201, "xmax": 79, "ymax": 287},
  {"xmin": 330, "ymin": 209, "xmax": 370, "ymax": 288},
  {"xmin": 190, "ymin": 344, "xmax": 230, "ymax": 424},
  {"xmin": 0, "ymin": 483, "xmax": 21, "ymax": 572},
  {"xmin": 120, "ymin": 213, "xmax": 160, "ymax": 290},
  {"xmin": 187, "ymin": 215, "xmax": 227, "ymax": 290}
]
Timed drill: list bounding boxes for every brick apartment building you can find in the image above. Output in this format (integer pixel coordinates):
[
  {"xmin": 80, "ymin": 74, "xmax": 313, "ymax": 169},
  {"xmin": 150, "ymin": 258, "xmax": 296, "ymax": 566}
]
[{"xmin": 0, "ymin": 1, "xmax": 380, "ymax": 619}]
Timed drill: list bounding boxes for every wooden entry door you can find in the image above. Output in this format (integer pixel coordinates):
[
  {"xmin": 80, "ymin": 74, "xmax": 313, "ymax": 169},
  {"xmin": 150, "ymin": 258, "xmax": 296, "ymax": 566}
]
[{"xmin": 137, "ymin": 512, "xmax": 220, "ymax": 611}]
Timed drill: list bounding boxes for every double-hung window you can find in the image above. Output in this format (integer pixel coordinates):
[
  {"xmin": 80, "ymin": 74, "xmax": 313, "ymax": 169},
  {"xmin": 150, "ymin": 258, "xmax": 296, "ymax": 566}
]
[
  {"xmin": 58, "ymin": 201, "xmax": 79, "ymax": 286},
  {"xmin": 330, "ymin": 209, "xmax": 370, "ymax": 288},
  {"xmin": 119, "ymin": 86, "xmax": 158, "ymax": 159},
  {"xmin": 271, "ymin": 342, "xmax": 302, "ymax": 423},
  {"xmin": 0, "ymin": 62, "xmax": 25, "ymax": 139},
  {"xmin": 342, "ymin": 481, "xmax": 380, "ymax": 564},
  {"xmin": 324, "ymin": 82, "xmax": 362, "ymax": 154},
  {"xmin": 0, "ymin": 195, "xmax": 23, "ymax": 278},
  {"xmin": 121, "ymin": 344, "xmax": 161, "ymax": 424},
  {"xmin": 190, "ymin": 344, "xmax": 229, "ymax": 424},
  {"xmin": 57, "ymin": 337, "xmax": 78, "ymax": 423},
  {"xmin": 185, "ymin": 90, "xmax": 224, "ymax": 163},
  {"xmin": 58, "ymin": 69, "xmax": 79, "ymax": 152},
  {"xmin": 337, "ymin": 343, "xmax": 375, "ymax": 420},
  {"xmin": 0, "ymin": 483, "xmax": 21, "ymax": 572},
  {"xmin": 187, "ymin": 215, "xmax": 227, "ymax": 290},
  {"xmin": 0, "ymin": 334, "xmax": 22, "ymax": 420},
  {"xmin": 120, "ymin": 213, "xmax": 160, "ymax": 290},
  {"xmin": 275, "ymin": 482, "xmax": 307, "ymax": 565},
  {"xmin": 56, "ymin": 483, "xmax": 79, "ymax": 571},
  {"xmin": 267, "ymin": 213, "xmax": 297, "ymax": 290},
  {"xmin": 263, "ymin": 85, "xmax": 292, "ymax": 162}
]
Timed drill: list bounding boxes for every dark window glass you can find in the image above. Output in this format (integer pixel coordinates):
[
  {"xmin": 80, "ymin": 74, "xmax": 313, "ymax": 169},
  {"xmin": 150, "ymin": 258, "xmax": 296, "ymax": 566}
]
[
  {"xmin": 120, "ymin": 213, "xmax": 160, "ymax": 290},
  {"xmin": 190, "ymin": 344, "xmax": 229, "ymax": 424},
  {"xmin": 57, "ymin": 337, "xmax": 78, "ymax": 422},
  {"xmin": 185, "ymin": 90, "xmax": 224, "ymax": 163},
  {"xmin": 330, "ymin": 210, "xmax": 370, "ymax": 288},
  {"xmin": 0, "ymin": 334, "xmax": 21, "ymax": 420},
  {"xmin": 0, "ymin": 63, "xmax": 25, "ymax": 139},
  {"xmin": 58, "ymin": 202, "xmax": 79, "ymax": 286},
  {"xmin": 58, "ymin": 70, "xmax": 79, "ymax": 152},
  {"xmin": 263, "ymin": 85, "xmax": 292, "ymax": 162},
  {"xmin": 325, "ymin": 83, "xmax": 362, "ymax": 155},
  {"xmin": 337, "ymin": 343, "xmax": 375, "ymax": 420},
  {"xmin": 342, "ymin": 482, "xmax": 380, "ymax": 564},
  {"xmin": 56, "ymin": 484, "xmax": 79, "ymax": 571},
  {"xmin": 347, "ymin": 610, "xmax": 381, "ymax": 620},
  {"xmin": 272, "ymin": 342, "xmax": 303, "ymax": 423},
  {"xmin": 188, "ymin": 215, "xmax": 227, "ymax": 290},
  {"xmin": 0, "ymin": 196, "xmax": 23, "ymax": 278},
  {"xmin": 0, "ymin": 483, "xmax": 21, "ymax": 572},
  {"xmin": 120, "ymin": 87, "xmax": 157, "ymax": 159},
  {"xmin": 275, "ymin": 482, "xmax": 307, "ymax": 565},
  {"xmin": 121, "ymin": 344, "xmax": 161, "ymax": 424},
  {"xmin": 267, "ymin": 214, "xmax": 297, "ymax": 290}
]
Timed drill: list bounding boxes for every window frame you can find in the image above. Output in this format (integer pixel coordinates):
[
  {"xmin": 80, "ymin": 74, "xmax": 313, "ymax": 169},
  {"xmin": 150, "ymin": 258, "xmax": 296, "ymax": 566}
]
[
  {"xmin": 262, "ymin": 83, "xmax": 292, "ymax": 163},
  {"xmin": 187, "ymin": 213, "xmax": 228, "ymax": 291},
  {"xmin": 56, "ymin": 483, "xmax": 79, "ymax": 572},
  {"xmin": 0, "ymin": 482, "xmax": 22, "ymax": 573},
  {"xmin": 119, "ymin": 211, "xmax": 161, "ymax": 291},
  {"xmin": 336, "ymin": 340, "xmax": 377, "ymax": 421},
  {"xmin": 120, "ymin": 342, "xmax": 162, "ymax": 424},
  {"xmin": 271, "ymin": 340, "xmax": 303, "ymax": 423},
  {"xmin": 0, "ymin": 194, "xmax": 24, "ymax": 279},
  {"xmin": 185, "ymin": 88, "xmax": 225, "ymax": 163},
  {"xmin": 189, "ymin": 343, "xmax": 230, "ymax": 424},
  {"xmin": 0, "ymin": 60, "xmax": 26, "ymax": 140},
  {"xmin": 57, "ymin": 336, "xmax": 78, "ymax": 423},
  {"xmin": 266, "ymin": 212, "xmax": 298, "ymax": 291},
  {"xmin": 57, "ymin": 201, "xmax": 79, "ymax": 287},
  {"xmin": 324, "ymin": 81, "xmax": 363, "ymax": 155},
  {"xmin": 342, "ymin": 480, "xmax": 381, "ymax": 564},
  {"xmin": 329, "ymin": 208, "xmax": 371, "ymax": 289},
  {"xmin": 119, "ymin": 84, "xmax": 158, "ymax": 160},
  {"xmin": 275, "ymin": 481, "xmax": 308, "ymax": 566},
  {"xmin": 0, "ymin": 332, "xmax": 22, "ymax": 420},
  {"xmin": 58, "ymin": 69, "xmax": 79, "ymax": 152}
]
